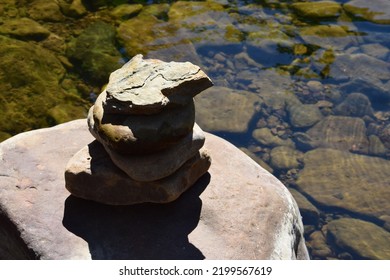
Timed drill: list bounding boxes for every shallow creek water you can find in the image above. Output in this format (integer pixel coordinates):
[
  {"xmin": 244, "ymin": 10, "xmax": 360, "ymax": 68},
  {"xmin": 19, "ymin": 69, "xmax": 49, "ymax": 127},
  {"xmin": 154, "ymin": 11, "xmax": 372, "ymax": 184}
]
[{"xmin": 1, "ymin": 0, "xmax": 390, "ymax": 259}]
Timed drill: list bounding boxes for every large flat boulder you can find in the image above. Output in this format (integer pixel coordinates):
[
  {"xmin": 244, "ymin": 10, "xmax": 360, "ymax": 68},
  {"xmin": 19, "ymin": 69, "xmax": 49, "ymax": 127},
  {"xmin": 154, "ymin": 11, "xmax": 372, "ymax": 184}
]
[{"xmin": 0, "ymin": 120, "xmax": 308, "ymax": 260}]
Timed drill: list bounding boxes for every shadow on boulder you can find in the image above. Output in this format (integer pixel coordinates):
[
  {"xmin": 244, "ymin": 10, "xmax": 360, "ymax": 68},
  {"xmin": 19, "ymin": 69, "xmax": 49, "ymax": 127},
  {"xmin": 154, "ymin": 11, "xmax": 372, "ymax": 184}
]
[{"xmin": 62, "ymin": 173, "xmax": 210, "ymax": 260}]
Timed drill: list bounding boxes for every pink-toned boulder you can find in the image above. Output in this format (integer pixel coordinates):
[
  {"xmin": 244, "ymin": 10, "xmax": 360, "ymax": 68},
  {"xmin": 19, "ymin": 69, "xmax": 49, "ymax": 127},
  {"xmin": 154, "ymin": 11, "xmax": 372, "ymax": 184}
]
[{"xmin": 0, "ymin": 120, "xmax": 308, "ymax": 259}]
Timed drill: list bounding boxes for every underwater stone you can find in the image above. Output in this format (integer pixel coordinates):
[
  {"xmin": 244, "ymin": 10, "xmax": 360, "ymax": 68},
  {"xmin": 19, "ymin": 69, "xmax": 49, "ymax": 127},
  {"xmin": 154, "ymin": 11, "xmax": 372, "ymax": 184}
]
[
  {"xmin": 291, "ymin": 1, "xmax": 342, "ymax": 19},
  {"xmin": 195, "ymin": 86, "xmax": 262, "ymax": 133},
  {"xmin": 327, "ymin": 218, "xmax": 390, "ymax": 259},
  {"xmin": 344, "ymin": 0, "xmax": 390, "ymax": 25},
  {"xmin": 0, "ymin": 17, "xmax": 50, "ymax": 41},
  {"xmin": 296, "ymin": 148, "xmax": 390, "ymax": 221}
]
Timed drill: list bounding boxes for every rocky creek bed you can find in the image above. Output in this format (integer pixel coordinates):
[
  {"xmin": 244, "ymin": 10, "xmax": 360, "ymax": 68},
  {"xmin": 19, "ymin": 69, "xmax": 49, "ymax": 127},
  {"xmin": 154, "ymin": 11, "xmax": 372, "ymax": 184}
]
[{"xmin": 1, "ymin": 0, "xmax": 390, "ymax": 259}]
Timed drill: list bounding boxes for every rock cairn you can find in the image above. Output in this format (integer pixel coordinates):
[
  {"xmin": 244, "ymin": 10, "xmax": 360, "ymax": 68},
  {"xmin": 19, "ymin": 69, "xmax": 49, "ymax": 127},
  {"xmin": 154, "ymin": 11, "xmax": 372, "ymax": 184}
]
[{"xmin": 65, "ymin": 54, "xmax": 213, "ymax": 205}]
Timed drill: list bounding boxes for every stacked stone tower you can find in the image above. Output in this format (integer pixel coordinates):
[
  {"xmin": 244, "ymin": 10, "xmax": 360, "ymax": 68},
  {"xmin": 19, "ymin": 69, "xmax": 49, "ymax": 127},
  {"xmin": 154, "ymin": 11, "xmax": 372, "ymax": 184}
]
[{"xmin": 65, "ymin": 54, "xmax": 213, "ymax": 205}]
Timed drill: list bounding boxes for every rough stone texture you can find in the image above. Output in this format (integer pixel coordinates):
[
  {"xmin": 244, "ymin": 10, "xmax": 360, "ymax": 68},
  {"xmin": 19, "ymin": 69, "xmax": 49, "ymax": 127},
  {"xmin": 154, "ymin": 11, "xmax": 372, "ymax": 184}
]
[
  {"xmin": 368, "ymin": 135, "xmax": 387, "ymax": 156},
  {"xmin": 306, "ymin": 115, "xmax": 369, "ymax": 153},
  {"xmin": 195, "ymin": 86, "xmax": 262, "ymax": 133},
  {"xmin": 27, "ymin": 0, "xmax": 65, "ymax": 22},
  {"xmin": 0, "ymin": 119, "xmax": 308, "ymax": 260},
  {"xmin": 327, "ymin": 218, "xmax": 390, "ymax": 259},
  {"xmin": 296, "ymin": 148, "xmax": 390, "ymax": 222},
  {"xmin": 89, "ymin": 91, "xmax": 196, "ymax": 155},
  {"xmin": 329, "ymin": 53, "xmax": 390, "ymax": 100},
  {"xmin": 300, "ymin": 25, "xmax": 359, "ymax": 51},
  {"xmin": 103, "ymin": 54, "xmax": 213, "ymax": 115},
  {"xmin": 0, "ymin": 35, "xmax": 87, "ymax": 138},
  {"xmin": 104, "ymin": 123, "xmax": 206, "ymax": 182},
  {"xmin": 65, "ymin": 141, "xmax": 211, "ymax": 205},
  {"xmin": 66, "ymin": 21, "xmax": 124, "ymax": 84}
]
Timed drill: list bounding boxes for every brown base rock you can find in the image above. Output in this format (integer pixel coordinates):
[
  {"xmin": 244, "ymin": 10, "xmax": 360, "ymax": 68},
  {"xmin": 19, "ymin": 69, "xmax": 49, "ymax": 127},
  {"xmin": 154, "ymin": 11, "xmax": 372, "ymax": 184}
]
[{"xmin": 0, "ymin": 119, "xmax": 308, "ymax": 260}]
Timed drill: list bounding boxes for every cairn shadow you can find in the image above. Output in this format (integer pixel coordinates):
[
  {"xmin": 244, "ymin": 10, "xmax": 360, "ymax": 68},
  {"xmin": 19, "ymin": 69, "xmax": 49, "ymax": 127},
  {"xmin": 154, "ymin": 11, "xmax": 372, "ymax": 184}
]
[{"xmin": 62, "ymin": 173, "xmax": 210, "ymax": 260}]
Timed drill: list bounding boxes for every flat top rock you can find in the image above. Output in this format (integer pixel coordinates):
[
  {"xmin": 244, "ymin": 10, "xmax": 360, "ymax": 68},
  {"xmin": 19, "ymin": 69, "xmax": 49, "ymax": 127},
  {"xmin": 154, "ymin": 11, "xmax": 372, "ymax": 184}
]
[
  {"xmin": 104, "ymin": 54, "xmax": 213, "ymax": 114},
  {"xmin": 0, "ymin": 120, "xmax": 308, "ymax": 260}
]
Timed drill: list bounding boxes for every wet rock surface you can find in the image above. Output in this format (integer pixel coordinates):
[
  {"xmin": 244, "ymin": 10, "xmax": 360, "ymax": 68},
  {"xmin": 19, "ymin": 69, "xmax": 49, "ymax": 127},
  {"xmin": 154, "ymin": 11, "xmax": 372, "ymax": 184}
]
[{"xmin": 296, "ymin": 148, "xmax": 390, "ymax": 221}]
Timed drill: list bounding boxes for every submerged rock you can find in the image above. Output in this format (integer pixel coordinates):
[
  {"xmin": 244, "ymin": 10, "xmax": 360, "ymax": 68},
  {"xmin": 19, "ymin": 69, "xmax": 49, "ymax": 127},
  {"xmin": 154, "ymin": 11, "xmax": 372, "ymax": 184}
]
[
  {"xmin": 253, "ymin": 128, "xmax": 295, "ymax": 148},
  {"xmin": 334, "ymin": 92, "xmax": 373, "ymax": 117},
  {"xmin": 368, "ymin": 135, "xmax": 387, "ymax": 156},
  {"xmin": 291, "ymin": 1, "xmax": 342, "ymax": 19},
  {"xmin": 0, "ymin": 35, "xmax": 87, "ymax": 137},
  {"xmin": 0, "ymin": 17, "xmax": 50, "ymax": 41},
  {"xmin": 296, "ymin": 148, "xmax": 390, "ymax": 221},
  {"xmin": 306, "ymin": 116, "xmax": 369, "ymax": 153},
  {"xmin": 287, "ymin": 102, "xmax": 323, "ymax": 128},
  {"xmin": 300, "ymin": 25, "xmax": 359, "ymax": 50},
  {"xmin": 27, "ymin": 0, "xmax": 65, "ymax": 22},
  {"xmin": 195, "ymin": 86, "xmax": 261, "ymax": 133},
  {"xmin": 327, "ymin": 218, "xmax": 390, "ymax": 259},
  {"xmin": 344, "ymin": 0, "xmax": 390, "ymax": 25},
  {"xmin": 270, "ymin": 146, "xmax": 303, "ymax": 170},
  {"xmin": 66, "ymin": 21, "xmax": 123, "ymax": 84}
]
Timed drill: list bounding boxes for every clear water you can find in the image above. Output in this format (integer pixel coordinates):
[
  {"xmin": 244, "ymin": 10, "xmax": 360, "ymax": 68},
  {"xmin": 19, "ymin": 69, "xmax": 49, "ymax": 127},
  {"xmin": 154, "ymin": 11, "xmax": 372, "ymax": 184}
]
[{"xmin": 1, "ymin": 0, "xmax": 389, "ymax": 259}]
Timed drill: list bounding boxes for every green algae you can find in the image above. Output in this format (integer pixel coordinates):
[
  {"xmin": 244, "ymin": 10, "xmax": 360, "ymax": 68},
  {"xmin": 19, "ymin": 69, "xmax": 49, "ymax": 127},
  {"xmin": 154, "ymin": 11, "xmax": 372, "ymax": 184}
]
[
  {"xmin": 291, "ymin": 1, "xmax": 342, "ymax": 20},
  {"xmin": 0, "ymin": 17, "xmax": 50, "ymax": 41},
  {"xmin": 0, "ymin": 35, "xmax": 88, "ymax": 136},
  {"xmin": 66, "ymin": 21, "xmax": 123, "ymax": 84}
]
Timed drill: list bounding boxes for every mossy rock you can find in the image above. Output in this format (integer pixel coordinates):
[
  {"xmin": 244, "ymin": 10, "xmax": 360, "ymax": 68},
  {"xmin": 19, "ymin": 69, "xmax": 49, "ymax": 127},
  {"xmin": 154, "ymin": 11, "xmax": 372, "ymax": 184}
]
[
  {"xmin": 110, "ymin": 4, "xmax": 143, "ymax": 20},
  {"xmin": 27, "ymin": 0, "xmax": 65, "ymax": 22},
  {"xmin": 67, "ymin": 21, "xmax": 123, "ymax": 84},
  {"xmin": 168, "ymin": 1, "xmax": 224, "ymax": 22},
  {"xmin": 139, "ymin": 3, "xmax": 170, "ymax": 19},
  {"xmin": 306, "ymin": 116, "xmax": 369, "ymax": 153},
  {"xmin": 291, "ymin": 1, "xmax": 342, "ymax": 19},
  {"xmin": 117, "ymin": 13, "xmax": 178, "ymax": 57},
  {"xmin": 0, "ymin": 17, "xmax": 50, "ymax": 41},
  {"xmin": 252, "ymin": 128, "xmax": 295, "ymax": 148},
  {"xmin": 300, "ymin": 24, "xmax": 348, "ymax": 38},
  {"xmin": 47, "ymin": 104, "xmax": 87, "ymax": 125},
  {"xmin": 0, "ymin": 36, "xmax": 87, "ymax": 136}
]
